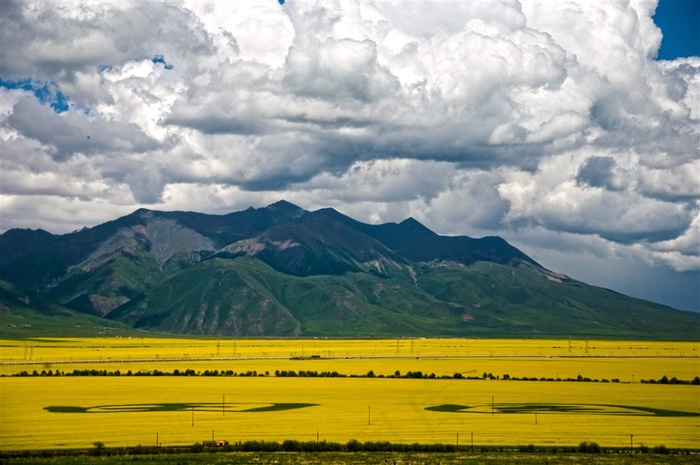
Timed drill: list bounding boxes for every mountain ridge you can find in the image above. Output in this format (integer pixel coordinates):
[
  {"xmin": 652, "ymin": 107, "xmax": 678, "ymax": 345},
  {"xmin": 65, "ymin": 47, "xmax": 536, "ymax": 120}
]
[{"xmin": 1, "ymin": 201, "xmax": 697, "ymax": 339}]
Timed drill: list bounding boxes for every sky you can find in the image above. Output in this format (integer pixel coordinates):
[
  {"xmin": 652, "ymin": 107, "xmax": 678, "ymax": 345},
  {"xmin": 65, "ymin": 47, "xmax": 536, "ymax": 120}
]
[{"xmin": 0, "ymin": 0, "xmax": 698, "ymax": 312}]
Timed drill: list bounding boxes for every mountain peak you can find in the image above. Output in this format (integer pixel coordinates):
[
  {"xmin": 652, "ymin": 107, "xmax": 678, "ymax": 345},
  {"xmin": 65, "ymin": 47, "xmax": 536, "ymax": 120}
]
[
  {"xmin": 2, "ymin": 227, "xmax": 54, "ymax": 237},
  {"xmin": 0, "ymin": 228, "xmax": 57, "ymax": 268},
  {"xmin": 261, "ymin": 200, "xmax": 305, "ymax": 218},
  {"xmin": 266, "ymin": 200, "xmax": 303, "ymax": 211},
  {"xmin": 400, "ymin": 217, "xmax": 431, "ymax": 230}
]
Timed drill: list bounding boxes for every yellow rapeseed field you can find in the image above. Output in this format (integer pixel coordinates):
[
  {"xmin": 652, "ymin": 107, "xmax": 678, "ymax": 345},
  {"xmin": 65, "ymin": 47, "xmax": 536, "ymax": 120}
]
[
  {"xmin": 2, "ymin": 337, "xmax": 697, "ymax": 362},
  {"xmin": 0, "ymin": 338, "xmax": 698, "ymax": 451}
]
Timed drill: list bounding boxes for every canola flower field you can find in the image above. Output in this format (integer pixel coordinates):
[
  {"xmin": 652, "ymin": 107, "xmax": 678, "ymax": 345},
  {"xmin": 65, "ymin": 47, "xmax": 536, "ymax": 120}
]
[{"xmin": 0, "ymin": 337, "xmax": 698, "ymax": 451}]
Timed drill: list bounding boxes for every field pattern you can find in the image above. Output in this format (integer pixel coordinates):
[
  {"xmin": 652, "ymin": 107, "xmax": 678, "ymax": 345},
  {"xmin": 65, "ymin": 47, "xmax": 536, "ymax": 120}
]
[{"xmin": 0, "ymin": 338, "xmax": 698, "ymax": 451}]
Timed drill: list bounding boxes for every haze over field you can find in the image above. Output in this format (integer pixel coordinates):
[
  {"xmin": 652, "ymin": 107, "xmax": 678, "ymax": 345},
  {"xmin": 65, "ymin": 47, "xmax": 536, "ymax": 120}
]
[{"xmin": 0, "ymin": 0, "xmax": 698, "ymax": 311}]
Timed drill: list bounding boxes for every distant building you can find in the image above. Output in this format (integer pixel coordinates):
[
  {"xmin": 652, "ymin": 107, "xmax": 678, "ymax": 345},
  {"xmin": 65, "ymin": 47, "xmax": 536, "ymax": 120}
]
[{"xmin": 203, "ymin": 439, "xmax": 229, "ymax": 448}]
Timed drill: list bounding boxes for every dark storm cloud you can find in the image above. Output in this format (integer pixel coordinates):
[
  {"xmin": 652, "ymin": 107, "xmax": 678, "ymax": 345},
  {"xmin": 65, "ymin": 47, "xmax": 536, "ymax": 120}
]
[{"xmin": 576, "ymin": 156, "xmax": 621, "ymax": 191}]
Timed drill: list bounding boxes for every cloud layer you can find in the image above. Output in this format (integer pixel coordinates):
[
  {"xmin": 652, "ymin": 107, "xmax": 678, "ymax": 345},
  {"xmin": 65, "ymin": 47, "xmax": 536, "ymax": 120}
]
[{"xmin": 1, "ymin": 0, "xmax": 698, "ymax": 310}]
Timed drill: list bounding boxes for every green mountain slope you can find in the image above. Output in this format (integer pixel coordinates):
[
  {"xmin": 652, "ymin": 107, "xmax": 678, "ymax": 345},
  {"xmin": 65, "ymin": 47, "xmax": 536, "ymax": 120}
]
[
  {"xmin": 107, "ymin": 256, "xmax": 699, "ymax": 339},
  {"xmin": 108, "ymin": 258, "xmax": 302, "ymax": 336},
  {"xmin": 2, "ymin": 201, "xmax": 698, "ymax": 339},
  {"xmin": 0, "ymin": 280, "xmax": 135, "ymax": 338},
  {"xmin": 415, "ymin": 262, "xmax": 699, "ymax": 339}
]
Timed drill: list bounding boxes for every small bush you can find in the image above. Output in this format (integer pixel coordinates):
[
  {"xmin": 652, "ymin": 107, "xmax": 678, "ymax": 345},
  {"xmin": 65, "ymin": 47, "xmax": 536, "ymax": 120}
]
[
  {"xmin": 653, "ymin": 445, "xmax": 670, "ymax": 455},
  {"xmin": 346, "ymin": 439, "xmax": 362, "ymax": 452},
  {"xmin": 241, "ymin": 440, "xmax": 280, "ymax": 452},
  {"xmin": 578, "ymin": 441, "xmax": 600, "ymax": 453},
  {"xmin": 190, "ymin": 442, "xmax": 204, "ymax": 453},
  {"xmin": 281, "ymin": 440, "xmax": 302, "ymax": 452}
]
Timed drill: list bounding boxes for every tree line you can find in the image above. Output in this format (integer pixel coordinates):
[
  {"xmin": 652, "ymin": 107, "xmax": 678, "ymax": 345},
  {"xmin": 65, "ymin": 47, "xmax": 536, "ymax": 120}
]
[
  {"xmin": 0, "ymin": 438, "xmax": 684, "ymax": 460},
  {"xmin": 5, "ymin": 369, "xmax": 699, "ymax": 385}
]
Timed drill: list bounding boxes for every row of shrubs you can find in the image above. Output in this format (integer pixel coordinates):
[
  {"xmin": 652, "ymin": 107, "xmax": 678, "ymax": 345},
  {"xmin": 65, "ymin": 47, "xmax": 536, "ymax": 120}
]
[
  {"xmin": 521, "ymin": 442, "xmax": 671, "ymax": 455},
  {"xmin": 236, "ymin": 439, "xmax": 465, "ymax": 453},
  {"xmin": 1, "ymin": 439, "xmax": 681, "ymax": 460},
  {"xmin": 7, "ymin": 369, "xmax": 271, "ymax": 377},
  {"xmin": 640, "ymin": 375, "xmax": 700, "ymax": 385},
  {"xmin": 470, "ymin": 373, "xmax": 623, "ymax": 383},
  {"xmin": 95, "ymin": 440, "xmax": 679, "ymax": 456},
  {"xmin": 6, "ymin": 369, "xmax": 700, "ymax": 385}
]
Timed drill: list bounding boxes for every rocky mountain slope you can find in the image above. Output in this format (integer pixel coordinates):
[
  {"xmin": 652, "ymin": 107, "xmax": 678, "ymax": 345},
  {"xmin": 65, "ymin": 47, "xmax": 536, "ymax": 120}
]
[{"xmin": 1, "ymin": 201, "xmax": 697, "ymax": 339}]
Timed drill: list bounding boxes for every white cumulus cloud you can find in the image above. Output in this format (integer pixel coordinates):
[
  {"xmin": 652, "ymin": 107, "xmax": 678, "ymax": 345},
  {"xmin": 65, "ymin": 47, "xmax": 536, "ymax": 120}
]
[{"xmin": 0, "ymin": 0, "xmax": 698, "ymax": 310}]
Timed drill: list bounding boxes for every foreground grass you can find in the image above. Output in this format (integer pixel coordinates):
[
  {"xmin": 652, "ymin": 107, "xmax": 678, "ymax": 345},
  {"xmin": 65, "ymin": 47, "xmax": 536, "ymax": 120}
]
[{"xmin": 3, "ymin": 451, "xmax": 700, "ymax": 465}]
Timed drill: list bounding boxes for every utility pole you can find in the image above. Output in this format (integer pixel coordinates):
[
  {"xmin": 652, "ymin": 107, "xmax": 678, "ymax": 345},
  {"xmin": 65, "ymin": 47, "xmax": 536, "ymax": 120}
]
[{"xmin": 368, "ymin": 406, "xmax": 371, "ymax": 425}]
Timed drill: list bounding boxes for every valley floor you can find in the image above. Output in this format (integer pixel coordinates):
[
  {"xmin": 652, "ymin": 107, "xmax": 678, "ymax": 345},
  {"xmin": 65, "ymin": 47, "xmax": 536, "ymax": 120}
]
[{"xmin": 2, "ymin": 338, "xmax": 697, "ymax": 452}]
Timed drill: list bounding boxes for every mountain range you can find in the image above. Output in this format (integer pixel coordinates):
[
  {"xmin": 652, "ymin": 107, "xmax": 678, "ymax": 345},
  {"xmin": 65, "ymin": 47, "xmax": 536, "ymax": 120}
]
[{"xmin": 1, "ymin": 200, "xmax": 697, "ymax": 339}]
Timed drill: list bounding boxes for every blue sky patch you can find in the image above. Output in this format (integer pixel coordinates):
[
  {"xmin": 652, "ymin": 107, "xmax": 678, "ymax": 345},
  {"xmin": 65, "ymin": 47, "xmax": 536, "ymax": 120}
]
[
  {"xmin": 654, "ymin": 0, "xmax": 700, "ymax": 59},
  {"xmin": 152, "ymin": 54, "xmax": 174, "ymax": 70},
  {"xmin": 0, "ymin": 77, "xmax": 70, "ymax": 113}
]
